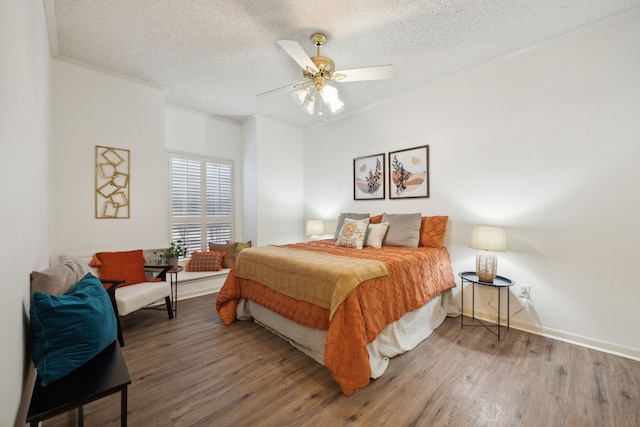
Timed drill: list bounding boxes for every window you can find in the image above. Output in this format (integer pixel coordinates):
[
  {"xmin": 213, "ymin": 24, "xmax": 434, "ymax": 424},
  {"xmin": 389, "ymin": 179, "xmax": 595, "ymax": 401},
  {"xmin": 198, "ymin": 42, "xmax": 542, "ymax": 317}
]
[{"xmin": 169, "ymin": 153, "xmax": 233, "ymax": 255}]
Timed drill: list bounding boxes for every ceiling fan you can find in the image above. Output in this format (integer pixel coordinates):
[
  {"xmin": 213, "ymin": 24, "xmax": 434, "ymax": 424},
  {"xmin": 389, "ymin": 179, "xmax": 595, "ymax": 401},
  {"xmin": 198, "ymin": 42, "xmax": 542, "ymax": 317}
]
[{"xmin": 259, "ymin": 33, "xmax": 393, "ymax": 116}]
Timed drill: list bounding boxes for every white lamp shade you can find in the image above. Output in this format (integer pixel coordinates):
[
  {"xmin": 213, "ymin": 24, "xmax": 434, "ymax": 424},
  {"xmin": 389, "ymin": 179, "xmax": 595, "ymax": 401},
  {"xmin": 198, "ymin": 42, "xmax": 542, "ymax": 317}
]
[
  {"xmin": 306, "ymin": 220, "xmax": 325, "ymax": 236},
  {"xmin": 469, "ymin": 225, "xmax": 507, "ymax": 252}
]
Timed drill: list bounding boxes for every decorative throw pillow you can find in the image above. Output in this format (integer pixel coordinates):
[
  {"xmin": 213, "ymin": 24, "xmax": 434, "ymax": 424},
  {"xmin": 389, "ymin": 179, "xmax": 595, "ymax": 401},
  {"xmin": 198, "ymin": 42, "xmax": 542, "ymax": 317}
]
[
  {"xmin": 30, "ymin": 261, "xmax": 91, "ymax": 295},
  {"xmin": 419, "ymin": 216, "xmax": 449, "ymax": 247},
  {"xmin": 369, "ymin": 214, "xmax": 383, "ymax": 225},
  {"xmin": 92, "ymin": 249, "xmax": 148, "ymax": 287},
  {"xmin": 334, "ymin": 213, "xmax": 369, "ymax": 239},
  {"xmin": 365, "ymin": 222, "xmax": 390, "ymax": 248},
  {"xmin": 227, "ymin": 240, "xmax": 252, "ymax": 255},
  {"xmin": 336, "ymin": 218, "xmax": 370, "ymax": 249},
  {"xmin": 208, "ymin": 242, "xmax": 238, "ymax": 268},
  {"xmin": 382, "ymin": 213, "xmax": 422, "ymax": 247},
  {"xmin": 186, "ymin": 251, "xmax": 224, "ymax": 272},
  {"xmin": 30, "ymin": 273, "xmax": 117, "ymax": 386}
]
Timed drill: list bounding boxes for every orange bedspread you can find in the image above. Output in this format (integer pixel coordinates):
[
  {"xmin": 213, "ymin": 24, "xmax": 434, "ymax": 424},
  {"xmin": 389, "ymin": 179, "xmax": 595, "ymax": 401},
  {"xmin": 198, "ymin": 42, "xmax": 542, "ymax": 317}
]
[{"xmin": 216, "ymin": 239, "xmax": 456, "ymax": 395}]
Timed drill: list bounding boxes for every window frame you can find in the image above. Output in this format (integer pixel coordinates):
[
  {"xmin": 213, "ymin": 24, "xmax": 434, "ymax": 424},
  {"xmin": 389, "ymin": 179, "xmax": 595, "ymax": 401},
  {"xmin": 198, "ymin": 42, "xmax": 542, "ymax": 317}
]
[{"xmin": 168, "ymin": 152, "xmax": 234, "ymax": 256}]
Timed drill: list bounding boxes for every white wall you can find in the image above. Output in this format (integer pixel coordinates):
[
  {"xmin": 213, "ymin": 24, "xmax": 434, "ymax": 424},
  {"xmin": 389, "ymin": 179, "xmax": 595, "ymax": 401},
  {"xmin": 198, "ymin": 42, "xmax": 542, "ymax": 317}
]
[
  {"xmin": 51, "ymin": 60, "xmax": 168, "ymax": 263},
  {"xmin": 165, "ymin": 106, "xmax": 244, "ymax": 240},
  {"xmin": 241, "ymin": 118, "xmax": 258, "ymax": 243},
  {"xmin": 304, "ymin": 13, "xmax": 640, "ymax": 358},
  {"xmin": 243, "ymin": 116, "xmax": 304, "ymax": 245},
  {"xmin": 0, "ymin": 1, "xmax": 51, "ymax": 424}
]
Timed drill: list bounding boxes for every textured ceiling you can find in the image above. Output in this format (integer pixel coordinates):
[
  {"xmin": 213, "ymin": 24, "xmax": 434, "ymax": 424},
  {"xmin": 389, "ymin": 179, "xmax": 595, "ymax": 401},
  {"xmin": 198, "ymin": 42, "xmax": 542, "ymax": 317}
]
[{"xmin": 47, "ymin": 0, "xmax": 640, "ymax": 128}]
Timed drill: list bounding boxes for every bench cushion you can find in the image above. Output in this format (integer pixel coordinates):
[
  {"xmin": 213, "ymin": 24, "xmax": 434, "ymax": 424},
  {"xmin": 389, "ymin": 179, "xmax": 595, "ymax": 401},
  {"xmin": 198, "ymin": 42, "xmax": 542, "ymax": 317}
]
[
  {"xmin": 30, "ymin": 273, "xmax": 117, "ymax": 386},
  {"xmin": 115, "ymin": 281, "xmax": 171, "ymax": 316}
]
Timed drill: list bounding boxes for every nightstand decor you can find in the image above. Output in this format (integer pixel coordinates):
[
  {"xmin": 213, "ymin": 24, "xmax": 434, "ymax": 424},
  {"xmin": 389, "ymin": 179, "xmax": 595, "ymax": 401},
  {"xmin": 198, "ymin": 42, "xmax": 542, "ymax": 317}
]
[
  {"xmin": 469, "ymin": 225, "xmax": 507, "ymax": 283},
  {"xmin": 306, "ymin": 220, "xmax": 325, "ymax": 241}
]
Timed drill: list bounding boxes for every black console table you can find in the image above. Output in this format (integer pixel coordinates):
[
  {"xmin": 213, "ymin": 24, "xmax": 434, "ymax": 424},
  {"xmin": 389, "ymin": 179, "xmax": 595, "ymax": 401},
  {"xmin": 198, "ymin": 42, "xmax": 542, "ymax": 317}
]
[{"xmin": 27, "ymin": 341, "xmax": 131, "ymax": 426}]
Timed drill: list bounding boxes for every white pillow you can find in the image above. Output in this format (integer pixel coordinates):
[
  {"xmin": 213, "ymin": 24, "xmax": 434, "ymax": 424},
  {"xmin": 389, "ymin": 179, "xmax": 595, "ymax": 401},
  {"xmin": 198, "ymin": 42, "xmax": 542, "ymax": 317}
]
[
  {"xmin": 336, "ymin": 218, "xmax": 370, "ymax": 249},
  {"xmin": 365, "ymin": 222, "xmax": 390, "ymax": 248}
]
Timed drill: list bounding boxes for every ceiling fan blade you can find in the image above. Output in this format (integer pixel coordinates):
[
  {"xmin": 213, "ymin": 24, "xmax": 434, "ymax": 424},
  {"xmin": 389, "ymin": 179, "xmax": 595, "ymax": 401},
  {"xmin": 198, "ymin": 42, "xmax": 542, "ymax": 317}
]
[
  {"xmin": 255, "ymin": 79, "xmax": 311, "ymax": 97},
  {"xmin": 335, "ymin": 65, "xmax": 394, "ymax": 83},
  {"xmin": 277, "ymin": 40, "xmax": 318, "ymax": 73},
  {"xmin": 256, "ymin": 84, "xmax": 293, "ymax": 98}
]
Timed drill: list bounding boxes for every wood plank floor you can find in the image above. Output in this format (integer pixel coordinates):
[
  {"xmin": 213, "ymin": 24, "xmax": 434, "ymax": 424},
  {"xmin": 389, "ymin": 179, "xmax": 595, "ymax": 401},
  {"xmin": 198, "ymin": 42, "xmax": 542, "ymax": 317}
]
[{"xmin": 44, "ymin": 294, "xmax": 640, "ymax": 426}]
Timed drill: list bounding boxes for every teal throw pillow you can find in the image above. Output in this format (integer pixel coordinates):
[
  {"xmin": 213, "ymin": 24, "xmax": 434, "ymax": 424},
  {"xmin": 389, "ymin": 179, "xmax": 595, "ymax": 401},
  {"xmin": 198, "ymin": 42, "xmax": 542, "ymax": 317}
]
[{"xmin": 30, "ymin": 273, "xmax": 117, "ymax": 386}]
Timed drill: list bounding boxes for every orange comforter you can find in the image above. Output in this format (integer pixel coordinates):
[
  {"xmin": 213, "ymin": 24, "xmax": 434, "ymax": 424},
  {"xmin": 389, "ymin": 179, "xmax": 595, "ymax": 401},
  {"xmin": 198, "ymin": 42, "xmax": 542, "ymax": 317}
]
[{"xmin": 216, "ymin": 239, "xmax": 456, "ymax": 395}]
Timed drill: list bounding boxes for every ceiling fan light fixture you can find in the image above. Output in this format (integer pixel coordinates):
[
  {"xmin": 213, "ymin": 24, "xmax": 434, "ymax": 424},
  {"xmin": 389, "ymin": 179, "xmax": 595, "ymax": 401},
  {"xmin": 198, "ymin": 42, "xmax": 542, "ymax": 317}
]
[
  {"xmin": 319, "ymin": 84, "xmax": 344, "ymax": 114},
  {"xmin": 301, "ymin": 87, "xmax": 316, "ymax": 115},
  {"xmin": 292, "ymin": 87, "xmax": 308, "ymax": 106}
]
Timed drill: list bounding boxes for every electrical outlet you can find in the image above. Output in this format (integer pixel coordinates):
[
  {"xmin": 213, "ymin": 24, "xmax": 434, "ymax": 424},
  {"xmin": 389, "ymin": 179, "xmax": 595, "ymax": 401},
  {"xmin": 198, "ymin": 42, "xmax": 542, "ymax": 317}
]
[{"xmin": 518, "ymin": 283, "xmax": 531, "ymax": 299}]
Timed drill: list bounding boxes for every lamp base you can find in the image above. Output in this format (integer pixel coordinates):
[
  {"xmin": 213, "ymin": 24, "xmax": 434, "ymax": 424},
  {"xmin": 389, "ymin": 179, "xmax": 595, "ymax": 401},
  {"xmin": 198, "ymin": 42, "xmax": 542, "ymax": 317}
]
[{"xmin": 476, "ymin": 250, "xmax": 497, "ymax": 283}]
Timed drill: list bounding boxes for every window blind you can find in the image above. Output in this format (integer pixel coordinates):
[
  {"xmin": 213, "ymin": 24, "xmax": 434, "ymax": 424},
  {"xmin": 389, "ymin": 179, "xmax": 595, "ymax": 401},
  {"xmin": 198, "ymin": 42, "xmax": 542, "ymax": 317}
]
[{"xmin": 169, "ymin": 154, "xmax": 233, "ymax": 254}]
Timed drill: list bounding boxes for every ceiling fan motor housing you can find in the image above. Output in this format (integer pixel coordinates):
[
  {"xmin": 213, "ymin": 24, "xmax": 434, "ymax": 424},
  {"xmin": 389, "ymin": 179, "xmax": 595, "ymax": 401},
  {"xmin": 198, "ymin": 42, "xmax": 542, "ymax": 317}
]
[
  {"xmin": 302, "ymin": 33, "xmax": 336, "ymax": 90},
  {"xmin": 304, "ymin": 55, "xmax": 335, "ymax": 90}
]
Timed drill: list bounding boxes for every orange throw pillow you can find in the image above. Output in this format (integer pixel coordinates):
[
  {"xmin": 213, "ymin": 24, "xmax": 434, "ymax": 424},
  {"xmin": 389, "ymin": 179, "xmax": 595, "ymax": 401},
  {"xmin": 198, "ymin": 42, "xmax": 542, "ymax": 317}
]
[
  {"xmin": 186, "ymin": 251, "xmax": 224, "ymax": 272},
  {"xmin": 419, "ymin": 216, "xmax": 449, "ymax": 248},
  {"xmin": 94, "ymin": 249, "xmax": 148, "ymax": 287},
  {"xmin": 369, "ymin": 214, "xmax": 383, "ymax": 224}
]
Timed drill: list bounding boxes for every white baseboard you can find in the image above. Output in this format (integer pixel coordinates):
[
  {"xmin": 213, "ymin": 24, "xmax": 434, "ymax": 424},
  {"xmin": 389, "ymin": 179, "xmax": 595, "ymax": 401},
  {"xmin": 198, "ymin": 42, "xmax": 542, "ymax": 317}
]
[{"xmin": 462, "ymin": 308, "xmax": 640, "ymax": 362}]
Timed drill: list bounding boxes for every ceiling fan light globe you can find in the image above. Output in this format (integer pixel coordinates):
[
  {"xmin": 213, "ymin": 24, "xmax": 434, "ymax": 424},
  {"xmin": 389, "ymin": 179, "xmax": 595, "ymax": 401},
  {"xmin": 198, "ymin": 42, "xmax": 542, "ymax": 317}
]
[
  {"xmin": 318, "ymin": 84, "xmax": 344, "ymax": 114},
  {"xmin": 321, "ymin": 84, "xmax": 338, "ymax": 100},
  {"xmin": 292, "ymin": 88, "xmax": 307, "ymax": 106},
  {"xmin": 328, "ymin": 98, "xmax": 344, "ymax": 114},
  {"xmin": 303, "ymin": 98, "xmax": 315, "ymax": 115}
]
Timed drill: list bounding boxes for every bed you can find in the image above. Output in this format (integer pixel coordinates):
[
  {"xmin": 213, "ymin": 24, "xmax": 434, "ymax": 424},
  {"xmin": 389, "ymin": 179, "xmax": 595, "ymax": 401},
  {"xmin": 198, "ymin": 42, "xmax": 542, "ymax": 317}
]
[{"xmin": 216, "ymin": 214, "xmax": 459, "ymax": 395}]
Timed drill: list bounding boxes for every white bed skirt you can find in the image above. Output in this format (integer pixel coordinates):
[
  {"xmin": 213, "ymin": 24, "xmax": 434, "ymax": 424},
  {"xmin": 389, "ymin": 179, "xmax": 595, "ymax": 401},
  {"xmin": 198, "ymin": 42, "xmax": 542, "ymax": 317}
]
[{"xmin": 236, "ymin": 289, "xmax": 459, "ymax": 379}]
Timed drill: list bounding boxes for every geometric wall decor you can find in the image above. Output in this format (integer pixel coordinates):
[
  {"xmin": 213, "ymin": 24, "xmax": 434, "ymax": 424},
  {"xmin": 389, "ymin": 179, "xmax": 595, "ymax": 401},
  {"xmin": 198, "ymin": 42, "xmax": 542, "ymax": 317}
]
[{"xmin": 95, "ymin": 146, "xmax": 130, "ymax": 218}]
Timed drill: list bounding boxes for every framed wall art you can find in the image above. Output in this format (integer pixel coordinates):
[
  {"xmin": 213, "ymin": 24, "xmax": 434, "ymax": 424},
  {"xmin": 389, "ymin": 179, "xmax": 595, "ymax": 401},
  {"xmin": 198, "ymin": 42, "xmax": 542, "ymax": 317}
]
[
  {"xmin": 353, "ymin": 153, "xmax": 385, "ymax": 200},
  {"xmin": 95, "ymin": 145, "xmax": 130, "ymax": 218},
  {"xmin": 388, "ymin": 145, "xmax": 429, "ymax": 199}
]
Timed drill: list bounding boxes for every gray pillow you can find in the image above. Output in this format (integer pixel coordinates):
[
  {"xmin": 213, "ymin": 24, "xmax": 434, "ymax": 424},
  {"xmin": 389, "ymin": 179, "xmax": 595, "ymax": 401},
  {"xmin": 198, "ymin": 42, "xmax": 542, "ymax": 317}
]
[
  {"xmin": 382, "ymin": 213, "xmax": 422, "ymax": 247},
  {"xmin": 30, "ymin": 261, "xmax": 91, "ymax": 296},
  {"xmin": 208, "ymin": 242, "xmax": 238, "ymax": 268},
  {"xmin": 334, "ymin": 212, "xmax": 370, "ymax": 239}
]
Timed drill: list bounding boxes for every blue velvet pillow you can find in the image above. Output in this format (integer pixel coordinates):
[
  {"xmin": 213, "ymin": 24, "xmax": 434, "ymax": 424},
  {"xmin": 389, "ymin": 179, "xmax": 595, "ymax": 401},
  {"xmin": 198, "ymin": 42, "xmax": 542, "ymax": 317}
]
[{"xmin": 30, "ymin": 273, "xmax": 117, "ymax": 386}]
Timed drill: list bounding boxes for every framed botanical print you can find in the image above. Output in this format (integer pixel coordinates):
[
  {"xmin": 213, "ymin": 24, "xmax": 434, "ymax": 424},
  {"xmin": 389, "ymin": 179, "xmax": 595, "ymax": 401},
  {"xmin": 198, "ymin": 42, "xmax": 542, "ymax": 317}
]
[
  {"xmin": 353, "ymin": 153, "xmax": 385, "ymax": 200},
  {"xmin": 388, "ymin": 145, "xmax": 429, "ymax": 199}
]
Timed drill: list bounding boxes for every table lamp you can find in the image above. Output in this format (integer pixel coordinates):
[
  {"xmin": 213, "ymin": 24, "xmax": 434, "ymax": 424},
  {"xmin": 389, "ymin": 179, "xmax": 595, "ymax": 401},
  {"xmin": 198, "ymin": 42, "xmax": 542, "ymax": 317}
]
[
  {"xmin": 306, "ymin": 220, "xmax": 325, "ymax": 241},
  {"xmin": 469, "ymin": 225, "xmax": 507, "ymax": 282}
]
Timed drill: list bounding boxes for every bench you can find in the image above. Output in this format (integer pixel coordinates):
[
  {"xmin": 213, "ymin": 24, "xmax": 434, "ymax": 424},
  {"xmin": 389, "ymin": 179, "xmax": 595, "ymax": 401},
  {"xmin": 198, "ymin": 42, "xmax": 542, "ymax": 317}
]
[
  {"xmin": 60, "ymin": 250, "xmax": 229, "ymax": 310},
  {"xmin": 174, "ymin": 259, "xmax": 230, "ymax": 298}
]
